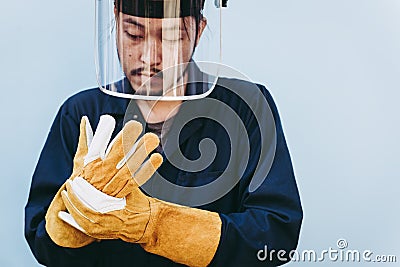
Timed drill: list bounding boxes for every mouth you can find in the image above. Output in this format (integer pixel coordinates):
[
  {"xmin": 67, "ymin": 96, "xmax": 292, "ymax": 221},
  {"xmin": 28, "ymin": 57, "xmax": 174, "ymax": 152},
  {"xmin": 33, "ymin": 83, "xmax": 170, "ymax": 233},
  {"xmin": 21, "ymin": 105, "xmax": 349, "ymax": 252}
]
[
  {"xmin": 131, "ymin": 68, "xmax": 163, "ymax": 79},
  {"xmin": 138, "ymin": 72, "xmax": 157, "ymax": 78}
]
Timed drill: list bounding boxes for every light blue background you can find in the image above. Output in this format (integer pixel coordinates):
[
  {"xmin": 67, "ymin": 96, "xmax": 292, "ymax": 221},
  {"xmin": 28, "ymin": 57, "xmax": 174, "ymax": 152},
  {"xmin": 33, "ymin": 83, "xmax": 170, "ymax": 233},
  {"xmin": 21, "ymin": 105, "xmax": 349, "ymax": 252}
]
[{"xmin": 1, "ymin": 0, "xmax": 399, "ymax": 266}]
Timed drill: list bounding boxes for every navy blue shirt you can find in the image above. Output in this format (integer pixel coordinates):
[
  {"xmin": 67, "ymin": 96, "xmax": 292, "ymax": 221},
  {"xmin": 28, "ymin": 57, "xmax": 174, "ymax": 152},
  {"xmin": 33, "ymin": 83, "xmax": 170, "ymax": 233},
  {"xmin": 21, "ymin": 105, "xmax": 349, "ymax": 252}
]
[{"xmin": 25, "ymin": 78, "xmax": 302, "ymax": 266}]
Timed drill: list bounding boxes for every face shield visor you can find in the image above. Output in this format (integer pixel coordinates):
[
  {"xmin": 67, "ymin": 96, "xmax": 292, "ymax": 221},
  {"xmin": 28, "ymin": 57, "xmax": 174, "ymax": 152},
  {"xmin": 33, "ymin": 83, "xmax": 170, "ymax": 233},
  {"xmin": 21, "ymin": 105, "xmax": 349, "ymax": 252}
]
[{"xmin": 95, "ymin": 0, "xmax": 223, "ymax": 100}]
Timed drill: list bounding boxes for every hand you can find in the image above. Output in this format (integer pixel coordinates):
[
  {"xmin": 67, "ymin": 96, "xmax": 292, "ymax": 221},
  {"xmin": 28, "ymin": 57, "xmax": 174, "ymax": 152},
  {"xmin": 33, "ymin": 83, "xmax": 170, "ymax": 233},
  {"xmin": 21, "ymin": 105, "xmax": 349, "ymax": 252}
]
[
  {"xmin": 46, "ymin": 114, "xmax": 162, "ymax": 248},
  {"xmin": 59, "ymin": 115, "xmax": 221, "ymax": 266}
]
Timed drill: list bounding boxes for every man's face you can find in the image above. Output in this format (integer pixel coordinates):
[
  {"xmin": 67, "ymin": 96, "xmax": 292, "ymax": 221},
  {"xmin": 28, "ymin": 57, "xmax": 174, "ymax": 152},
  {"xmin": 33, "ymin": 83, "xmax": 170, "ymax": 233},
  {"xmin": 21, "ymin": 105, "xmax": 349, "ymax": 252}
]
[{"xmin": 115, "ymin": 12, "xmax": 206, "ymax": 96}]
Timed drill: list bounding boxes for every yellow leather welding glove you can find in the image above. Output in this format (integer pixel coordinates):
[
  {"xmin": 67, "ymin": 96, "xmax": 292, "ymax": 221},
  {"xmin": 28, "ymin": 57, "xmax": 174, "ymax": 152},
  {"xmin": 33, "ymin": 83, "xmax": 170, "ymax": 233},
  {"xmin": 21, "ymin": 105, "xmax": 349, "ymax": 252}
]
[{"xmin": 61, "ymin": 170, "xmax": 222, "ymax": 267}]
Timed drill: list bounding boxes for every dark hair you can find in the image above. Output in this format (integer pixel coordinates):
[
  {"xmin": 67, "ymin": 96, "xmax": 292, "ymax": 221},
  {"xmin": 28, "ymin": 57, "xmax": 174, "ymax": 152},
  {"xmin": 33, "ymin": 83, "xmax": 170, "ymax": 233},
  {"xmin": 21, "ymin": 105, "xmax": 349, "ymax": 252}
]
[{"xmin": 114, "ymin": 0, "xmax": 205, "ymax": 19}]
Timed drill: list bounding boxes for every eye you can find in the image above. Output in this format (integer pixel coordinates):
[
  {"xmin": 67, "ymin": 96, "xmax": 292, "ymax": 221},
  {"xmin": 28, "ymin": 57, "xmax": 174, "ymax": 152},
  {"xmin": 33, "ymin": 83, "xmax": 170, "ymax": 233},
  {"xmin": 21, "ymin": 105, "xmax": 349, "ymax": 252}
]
[
  {"xmin": 163, "ymin": 38, "xmax": 183, "ymax": 42},
  {"xmin": 125, "ymin": 31, "xmax": 144, "ymax": 41},
  {"xmin": 162, "ymin": 34, "xmax": 184, "ymax": 42}
]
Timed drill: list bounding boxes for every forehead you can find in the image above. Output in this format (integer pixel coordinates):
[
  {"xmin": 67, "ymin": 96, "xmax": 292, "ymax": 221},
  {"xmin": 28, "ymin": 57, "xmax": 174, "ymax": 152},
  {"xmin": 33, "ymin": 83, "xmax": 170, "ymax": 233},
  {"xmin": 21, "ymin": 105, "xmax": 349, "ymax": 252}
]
[{"xmin": 119, "ymin": 13, "xmax": 195, "ymax": 30}]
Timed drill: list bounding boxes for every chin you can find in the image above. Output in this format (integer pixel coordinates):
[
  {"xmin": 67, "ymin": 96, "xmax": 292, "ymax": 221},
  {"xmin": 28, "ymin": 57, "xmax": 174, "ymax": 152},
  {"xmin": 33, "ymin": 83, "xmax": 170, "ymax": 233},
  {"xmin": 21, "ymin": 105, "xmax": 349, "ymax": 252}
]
[{"xmin": 135, "ymin": 86, "xmax": 164, "ymax": 96}]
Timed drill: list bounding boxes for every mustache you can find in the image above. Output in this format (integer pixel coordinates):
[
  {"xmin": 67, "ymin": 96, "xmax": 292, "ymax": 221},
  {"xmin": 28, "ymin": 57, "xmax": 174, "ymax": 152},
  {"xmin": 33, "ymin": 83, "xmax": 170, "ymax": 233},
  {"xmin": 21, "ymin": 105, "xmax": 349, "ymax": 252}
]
[{"xmin": 130, "ymin": 67, "xmax": 163, "ymax": 77}]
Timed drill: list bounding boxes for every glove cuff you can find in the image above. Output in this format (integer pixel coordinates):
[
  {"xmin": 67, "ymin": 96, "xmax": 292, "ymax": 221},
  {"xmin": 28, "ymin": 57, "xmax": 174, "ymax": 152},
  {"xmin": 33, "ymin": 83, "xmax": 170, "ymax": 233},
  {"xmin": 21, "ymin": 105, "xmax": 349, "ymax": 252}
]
[{"xmin": 141, "ymin": 199, "xmax": 221, "ymax": 267}]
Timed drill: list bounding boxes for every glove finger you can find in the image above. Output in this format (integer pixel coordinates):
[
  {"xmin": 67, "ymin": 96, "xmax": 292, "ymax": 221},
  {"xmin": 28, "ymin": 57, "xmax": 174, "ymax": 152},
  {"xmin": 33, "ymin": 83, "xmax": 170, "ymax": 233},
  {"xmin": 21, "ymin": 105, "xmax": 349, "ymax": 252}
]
[
  {"xmin": 84, "ymin": 115, "xmax": 115, "ymax": 166},
  {"xmin": 104, "ymin": 120, "xmax": 143, "ymax": 166},
  {"xmin": 110, "ymin": 152, "xmax": 162, "ymax": 197},
  {"xmin": 63, "ymin": 181, "xmax": 131, "ymax": 240},
  {"xmin": 94, "ymin": 121, "xmax": 142, "ymax": 196},
  {"xmin": 93, "ymin": 120, "xmax": 142, "ymax": 187},
  {"xmin": 72, "ymin": 117, "xmax": 92, "ymax": 175},
  {"xmin": 61, "ymin": 191, "xmax": 114, "ymax": 240},
  {"xmin": 70, "ymin": 177, "xmax": 126, "ymax": 212},
  {"xmin": 132, "ymin": 153, "xmax": 163, "ymax": 187},
  {"xmin": 58, "ymin": 211, "xmax": 87, "ymax": 233},
  {"xmin": 102, "ymin": 175, "xmax": 133, "ymax": 198},
  {"xmin": 114, "ymin": 181, "xmax": 135, "ymax": 199},
  {"xmin": 45, "ymin": 182, "xmax": 96, "ymax": 247},
  {"xmin": 125, "ymin": 133, "xmax": 160, "ymax": 174},
  {"xmin": 62, "ymin": 183, "xmax": 98, "ymax": 225}
]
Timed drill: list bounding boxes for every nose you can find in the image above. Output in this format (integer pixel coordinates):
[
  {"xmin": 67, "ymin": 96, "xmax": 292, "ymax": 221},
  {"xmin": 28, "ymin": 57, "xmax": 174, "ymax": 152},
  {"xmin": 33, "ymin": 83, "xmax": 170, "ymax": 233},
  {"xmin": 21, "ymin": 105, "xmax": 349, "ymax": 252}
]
[{"xmin": 140, "ymin": 37, "xmax": 162, "ymax": 67}]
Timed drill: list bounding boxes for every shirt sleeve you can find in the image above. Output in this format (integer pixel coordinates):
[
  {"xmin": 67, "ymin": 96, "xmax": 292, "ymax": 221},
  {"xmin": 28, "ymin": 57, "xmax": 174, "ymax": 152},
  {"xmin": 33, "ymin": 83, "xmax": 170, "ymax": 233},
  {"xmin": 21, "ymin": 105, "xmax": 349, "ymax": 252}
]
[
  {"xmin": 24, "ymin": 101, "xmax": 100, "ymax": 266},
  {"xmin": 210, "ymin": 85, "xmax": 303, "ymax": 266}
]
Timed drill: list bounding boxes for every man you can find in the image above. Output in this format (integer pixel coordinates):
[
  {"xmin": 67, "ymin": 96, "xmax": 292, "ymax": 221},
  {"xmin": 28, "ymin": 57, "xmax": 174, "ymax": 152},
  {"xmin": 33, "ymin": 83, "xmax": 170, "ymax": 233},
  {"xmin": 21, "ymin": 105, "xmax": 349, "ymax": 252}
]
[{"xmin": 25, "ymin": 0, "xmax": 303, "ymax": 266}]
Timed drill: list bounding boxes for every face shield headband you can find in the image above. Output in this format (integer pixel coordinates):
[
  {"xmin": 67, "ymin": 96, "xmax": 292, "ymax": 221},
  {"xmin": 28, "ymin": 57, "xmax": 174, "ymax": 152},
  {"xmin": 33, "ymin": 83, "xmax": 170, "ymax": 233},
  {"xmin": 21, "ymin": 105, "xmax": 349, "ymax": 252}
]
[{"xmin": 114, "ymin": 0, "xmax": 205, "ymax": 18}]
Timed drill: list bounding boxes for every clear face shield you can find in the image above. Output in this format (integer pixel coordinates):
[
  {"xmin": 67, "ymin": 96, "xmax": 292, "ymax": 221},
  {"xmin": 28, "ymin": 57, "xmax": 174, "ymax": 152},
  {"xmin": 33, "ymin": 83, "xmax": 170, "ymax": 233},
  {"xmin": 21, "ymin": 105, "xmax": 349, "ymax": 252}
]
[{"xmin": 95, "ymin": 0, "xmax": 223, "ymax": 100}]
